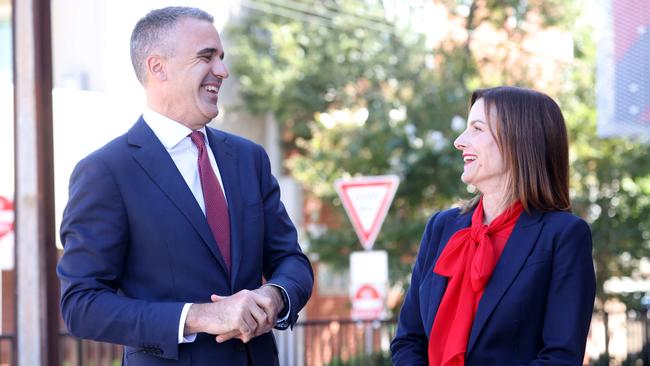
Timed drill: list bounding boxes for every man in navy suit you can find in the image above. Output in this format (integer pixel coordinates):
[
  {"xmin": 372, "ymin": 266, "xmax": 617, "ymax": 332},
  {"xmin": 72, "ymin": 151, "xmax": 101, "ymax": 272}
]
[{"xmin": 57, "ymin": 6, "xmax": 313, "ymax": 365}]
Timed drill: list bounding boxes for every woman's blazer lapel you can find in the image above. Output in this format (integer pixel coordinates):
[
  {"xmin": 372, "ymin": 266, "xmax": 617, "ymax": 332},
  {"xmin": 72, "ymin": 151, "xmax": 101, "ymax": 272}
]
[
  {"xmin": 466, "ymin": 209, "xmax": 544, "ymax": 354},
  {"xmin": 424, "ymin": 211, "xmax": 472, "ymax": 337}
]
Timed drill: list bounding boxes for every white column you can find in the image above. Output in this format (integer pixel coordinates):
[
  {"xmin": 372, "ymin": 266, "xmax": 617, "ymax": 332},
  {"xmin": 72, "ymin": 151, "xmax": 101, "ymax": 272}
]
[{"xmin": 14, "ymin": 0, "xmax": 57, "ymax": 364}]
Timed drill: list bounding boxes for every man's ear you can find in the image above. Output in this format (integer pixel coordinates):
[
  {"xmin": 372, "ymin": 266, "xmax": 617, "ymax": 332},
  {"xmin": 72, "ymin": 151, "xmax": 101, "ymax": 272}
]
[{"xmin": 146, "ymin": 54, "xmax": 166, "ymax": 82}]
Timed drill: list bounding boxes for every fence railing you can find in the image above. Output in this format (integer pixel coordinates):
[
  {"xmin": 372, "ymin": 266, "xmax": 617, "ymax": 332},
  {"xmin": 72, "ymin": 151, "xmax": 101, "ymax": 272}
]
[
  {"xmin": 57, "ymin": 319, "xmax": 396, "ymax": 366},
  {"xmin": 586, "ymin": 309, "xmax": 650, "ymax": 365},
  {"xmin": 2, "ymin": 311, "xmax": 650, "ymax": 366},
  {"xmin": 275, "ymin": 318, "xmax": 396, "ymax": 366},
  {"xmin": 0, "ymin": 334, "xmax": 15, "ymax": 366},
  {"xmin": 59, "ymin": 333, "xmax": 122, "ymax": 366}
]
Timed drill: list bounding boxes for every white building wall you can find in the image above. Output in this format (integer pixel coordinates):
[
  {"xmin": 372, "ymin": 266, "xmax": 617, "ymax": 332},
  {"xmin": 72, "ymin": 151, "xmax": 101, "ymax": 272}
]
[{"xmin": 48, "ymin": 0, "xmax": 304, "ymax": 245}]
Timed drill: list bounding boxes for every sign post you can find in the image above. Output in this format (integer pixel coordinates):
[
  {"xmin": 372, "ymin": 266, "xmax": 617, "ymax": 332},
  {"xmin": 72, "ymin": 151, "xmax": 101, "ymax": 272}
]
[
  {"xmin": 349, "ymin": 250, "xmax": 388, "ymax": 320},
  {"xmin": 349, "ymin": 250, "xmax": 389, "ymax": 356},
  {"xmin": 336, "ymin": 175, "xmax": 399, "ymax": 325}
]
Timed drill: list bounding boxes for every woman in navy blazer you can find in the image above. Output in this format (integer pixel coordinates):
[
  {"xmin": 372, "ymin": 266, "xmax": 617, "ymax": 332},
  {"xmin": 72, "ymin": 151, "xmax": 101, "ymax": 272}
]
[{"xmin": 391, "ymin": 86, "xmax": 596, "ymax": 365}]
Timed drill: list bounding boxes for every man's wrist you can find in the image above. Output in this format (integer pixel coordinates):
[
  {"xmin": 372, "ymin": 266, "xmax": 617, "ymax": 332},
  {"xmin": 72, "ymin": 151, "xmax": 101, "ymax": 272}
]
[
  {"xmin": 262, "ymin": 284, "xmax": 287, "ymax": 315},
  {"xmin": 263, "ymin": 283, "xmax": 291, "ymax": 329},
  {"xmin": 179, "ymin": 303, "xmax": 197, "ymax": 343},
  {"xmin": 184, "ymin": 302, "xmax": 206, "ymax": 335}
]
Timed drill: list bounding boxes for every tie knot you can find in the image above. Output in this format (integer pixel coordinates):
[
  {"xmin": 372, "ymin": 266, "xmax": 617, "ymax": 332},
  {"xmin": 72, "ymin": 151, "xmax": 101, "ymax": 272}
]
[
  {"xmin": 189, "ymin": 131, "xmax": 206, "ymax": 149},
  {"xmin": 470, "ymin": 224, "xmax": 489, "ymax": 243}
]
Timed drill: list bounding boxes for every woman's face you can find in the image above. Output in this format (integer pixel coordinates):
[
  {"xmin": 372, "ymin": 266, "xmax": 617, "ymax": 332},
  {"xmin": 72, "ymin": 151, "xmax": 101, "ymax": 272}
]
[{"xmin": 453, "ymin": 98, "xmax": 508, "ymax": 194}]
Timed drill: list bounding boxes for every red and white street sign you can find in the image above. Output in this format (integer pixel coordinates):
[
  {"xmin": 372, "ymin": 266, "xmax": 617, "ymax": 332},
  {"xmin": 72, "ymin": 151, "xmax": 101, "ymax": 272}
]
[
  {"xmin": 0, "ymin": 196, "xmax": 14, "ymax": 240},
  {"xmin": 351, "ymin": 284, "xmax": 383, "ymax": 320},
  {"xmin": 335, "ymin": 175, "xmax": 399, "ymax": 250},
  {"xmin": 350, "ymin": 250, "xmax": 388, "ymax": 320}
]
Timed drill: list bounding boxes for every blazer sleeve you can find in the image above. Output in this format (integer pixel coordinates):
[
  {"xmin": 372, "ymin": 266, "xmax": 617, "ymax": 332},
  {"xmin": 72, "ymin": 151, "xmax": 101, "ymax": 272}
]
[
  {"xmin": 57, "ymin": 155, "xmax": 185, "ymax": 360},
  {"xmin": 527, "ymin": 217, "xmax": 596, "ymax": 365},
  {"xmin": 254, "ymin": 145, "xmax": 313, "ymax": 327},
  {"xmin": 391, "ymin": 212, "xmax": 441, "ymax": 365}
]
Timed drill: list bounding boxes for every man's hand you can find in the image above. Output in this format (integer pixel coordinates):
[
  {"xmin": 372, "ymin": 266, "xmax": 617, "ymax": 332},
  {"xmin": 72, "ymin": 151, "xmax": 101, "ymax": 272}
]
[
  {"xmin": 253, "ymin": 285, "xmax": 285, "ymax": 329},
  {"xmin": 211, "ymin": 285, "xmax": 285, "ymax": 343},
  {"xmin": 184, "ymin": 289, "xmax": 269, "ymax": 343}
]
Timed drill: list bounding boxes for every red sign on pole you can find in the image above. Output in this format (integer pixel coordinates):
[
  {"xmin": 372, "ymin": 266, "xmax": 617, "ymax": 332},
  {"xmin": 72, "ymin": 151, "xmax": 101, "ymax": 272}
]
[
  {"xmin": 350, "ymin": 250, "xmax": 388, "ymax": 320},
  {"xmin": 351, "ymin": 283, "xmax": 384, "ymax": 320},
  {"xmin": 335, "ymin": 175, "xmax": 399, "ymax": 250},
  {"xmin": 0, "ymin": 196, "xmax": 14, "ymax": 240}
]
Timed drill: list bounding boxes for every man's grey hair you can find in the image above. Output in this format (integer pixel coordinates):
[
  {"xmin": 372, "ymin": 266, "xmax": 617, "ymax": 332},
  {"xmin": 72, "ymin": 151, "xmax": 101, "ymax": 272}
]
[{"xmin": 130, "ymin": 6, "xmax": 214, "ymax": 84}]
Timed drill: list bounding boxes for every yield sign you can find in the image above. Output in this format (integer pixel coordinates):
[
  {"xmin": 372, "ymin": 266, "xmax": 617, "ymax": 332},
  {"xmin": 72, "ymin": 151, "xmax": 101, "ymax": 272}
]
[
  {"xmin": 0, "ymin": 196, "xmax": 14, "ymax": 240},
  {"xmin": 335, "ymin": 175, "xmax": 399, "ymax": 250}
]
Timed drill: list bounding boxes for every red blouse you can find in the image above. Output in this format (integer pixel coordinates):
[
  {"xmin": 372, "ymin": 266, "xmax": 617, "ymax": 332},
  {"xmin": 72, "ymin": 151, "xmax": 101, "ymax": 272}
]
[{"xmin": 428, "ymin": 198, "xmax": 523, "ymax": 366}]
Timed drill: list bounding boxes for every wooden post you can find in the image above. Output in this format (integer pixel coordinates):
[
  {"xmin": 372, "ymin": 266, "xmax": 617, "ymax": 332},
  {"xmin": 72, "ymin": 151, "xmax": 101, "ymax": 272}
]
[{"xmin": 12, "ymin": 0, "xmax": 59, "ymax": 364}]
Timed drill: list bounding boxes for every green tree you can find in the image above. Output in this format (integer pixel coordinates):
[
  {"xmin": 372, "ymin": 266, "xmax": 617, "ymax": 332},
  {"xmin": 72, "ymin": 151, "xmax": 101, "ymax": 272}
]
[
  {"xmin": 227, "ymin": 0, "xmax": 650, "ymax": 308},
  {"xmin": 560, "ymin": 22, "xmax": 650, "ymax": 306},
  {"xmin": 228, "ymin": 1, "xmax": 468, "ymax": 283}
]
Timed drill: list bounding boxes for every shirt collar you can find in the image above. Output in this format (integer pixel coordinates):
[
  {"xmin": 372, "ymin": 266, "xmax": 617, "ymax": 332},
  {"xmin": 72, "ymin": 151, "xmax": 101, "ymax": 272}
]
[{"xmin": 142, "ymin": 107, "xmax": 209, "ymax": 149}]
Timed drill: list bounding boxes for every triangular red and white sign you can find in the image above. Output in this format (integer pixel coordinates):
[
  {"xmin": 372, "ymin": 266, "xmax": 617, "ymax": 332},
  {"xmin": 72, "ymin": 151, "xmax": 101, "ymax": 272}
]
[
  {"xmin": 0, "ymin": 196, "xmax": 14, "ymax": 240},
  {"xmin": 335, "ymin": 175, "xmax": 400, "ymax": 250}
]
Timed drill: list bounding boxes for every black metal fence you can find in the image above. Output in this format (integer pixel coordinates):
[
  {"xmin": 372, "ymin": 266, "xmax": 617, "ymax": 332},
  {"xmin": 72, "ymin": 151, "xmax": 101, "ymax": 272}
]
[
  {"xmin": 2, "ymin": 311, "xmax": 650, "ymax": 365},
  {"xmin": 586, "ymin": 309, "xmax": 650, "ymax": 366},
  {"xmin": 55, "ymin": 319, "xmax": 396, "ymax": 366},
  {"xmin": 274, "ymin": 319, "xmax": 396, "ymax": 366},
  {"xmin": 59, "ymin": 333, "xmax": 122, "ymax": 366}
]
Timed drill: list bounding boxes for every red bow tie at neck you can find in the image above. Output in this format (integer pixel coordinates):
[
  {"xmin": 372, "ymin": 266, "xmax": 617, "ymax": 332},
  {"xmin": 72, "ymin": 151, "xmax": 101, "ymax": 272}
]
[
  {"xmin": 435, "ymin": 221, "xmax": 497, "ymax": 293},
  {"xmin": 428, "ymin": 198, "xmax": 523, "ymax": 366}
]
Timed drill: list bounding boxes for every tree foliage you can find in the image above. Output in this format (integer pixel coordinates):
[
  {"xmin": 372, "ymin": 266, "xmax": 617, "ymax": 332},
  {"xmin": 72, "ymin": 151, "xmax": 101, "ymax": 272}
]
[
  {"xmin": 227, "ymin": 0, "xmax": 650, "ymax": 307},
  {"xmin": 228, "ymin": 1, "xmax": 468, "ymax": 283},
  {"xmin": 559, "ymin": 22, "xmax": 650, "ymax": 305}
]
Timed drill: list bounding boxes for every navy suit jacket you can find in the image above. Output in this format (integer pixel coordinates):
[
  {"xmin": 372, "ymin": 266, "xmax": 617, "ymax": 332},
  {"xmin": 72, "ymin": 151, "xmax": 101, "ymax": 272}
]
[
  {"xmin": 391, "ymin": 206, "xmax": 595, "ymax": 365},
  {"xmin": 57, "ymin": 118, "xmax": 313, "ymax": 365}
]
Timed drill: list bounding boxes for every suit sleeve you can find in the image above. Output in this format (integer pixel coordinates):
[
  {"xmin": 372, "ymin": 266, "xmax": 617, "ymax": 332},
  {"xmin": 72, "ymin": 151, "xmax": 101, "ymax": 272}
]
[
  {"xmin": 255, "ymin": 146, "xmax": 313, "ymax": 327},
  {"xmin": 391, "ymin": 212, "xmax": 440, "ymax": 365},
  {"xmin": 57, "ymin": 155, "xmax": 185, "ymax": 360},
  {"xmin": 527, "ymin": 218, "xmax": 596, "ymax": 365}
]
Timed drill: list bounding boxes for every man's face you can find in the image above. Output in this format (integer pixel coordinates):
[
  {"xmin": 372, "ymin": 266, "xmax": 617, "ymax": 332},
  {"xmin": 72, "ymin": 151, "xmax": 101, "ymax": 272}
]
[{"xmin": 156, "ymin": 18, "xmax": 229, "ymax": 129}]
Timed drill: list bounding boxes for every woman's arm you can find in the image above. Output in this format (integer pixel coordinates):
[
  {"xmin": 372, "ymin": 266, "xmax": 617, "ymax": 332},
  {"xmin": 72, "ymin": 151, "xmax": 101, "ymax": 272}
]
[
  {"xmin": 528, "ymin": 217, "xmax": 596, "ymax": 365},
  {"xmin": 391, "ymin": 212, "xmax": 442, "ymax": 365}
]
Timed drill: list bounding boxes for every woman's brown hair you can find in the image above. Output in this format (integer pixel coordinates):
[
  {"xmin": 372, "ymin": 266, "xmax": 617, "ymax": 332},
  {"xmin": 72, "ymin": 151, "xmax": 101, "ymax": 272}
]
[{"xmin": 461, "ymin": 86, "xmax": 571, "ymax": 213}]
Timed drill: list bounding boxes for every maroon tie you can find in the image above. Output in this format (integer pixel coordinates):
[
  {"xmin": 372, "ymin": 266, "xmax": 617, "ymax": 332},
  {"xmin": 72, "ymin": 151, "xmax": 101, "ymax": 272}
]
[{"xmin": 189, "ymin": 131, "xmax": 231, "ymax": 272}]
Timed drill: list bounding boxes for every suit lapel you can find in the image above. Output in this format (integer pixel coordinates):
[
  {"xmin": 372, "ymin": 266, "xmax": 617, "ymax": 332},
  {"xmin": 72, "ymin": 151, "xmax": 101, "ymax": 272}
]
[
  {"xmin": 466, "ymin": 208, "xmax": 543, "ymax": 354},
  {"xmin": 128, "ymin": 118, "xmax": 230, "ymax": 274},
  {"xmin": 424, "ymin": 210, "xmax": 472, "ymax": 336},
  {"xmin": 205, "ymin": 128, "xmax": 243, "ymax": 289}
]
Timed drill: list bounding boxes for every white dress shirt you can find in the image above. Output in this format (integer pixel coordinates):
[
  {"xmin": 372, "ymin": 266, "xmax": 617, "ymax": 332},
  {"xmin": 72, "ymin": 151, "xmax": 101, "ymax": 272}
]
[
  {"xmin": 144, "ymin": 108, "xmax": 223, "ymax": 343},
  {"xmin": 143, "ymin": 108, "xmax": 226, "ymax": 213},
  {"xmin": 142, "ymin": 109, "xmax": 290, "ymax": 344}
]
